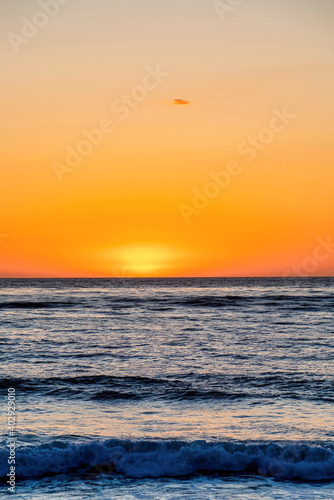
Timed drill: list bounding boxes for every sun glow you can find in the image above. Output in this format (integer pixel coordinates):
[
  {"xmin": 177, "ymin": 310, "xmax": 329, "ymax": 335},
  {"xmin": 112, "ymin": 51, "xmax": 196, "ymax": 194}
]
[{"xmin": 106, "ymin": 245, "xmax": 182, "ymax": 277}]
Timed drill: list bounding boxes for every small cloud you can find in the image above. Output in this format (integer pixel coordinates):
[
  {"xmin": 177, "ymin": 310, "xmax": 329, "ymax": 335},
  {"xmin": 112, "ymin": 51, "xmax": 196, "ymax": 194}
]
[
  {"xmin": 160, "ymin": 99, "xmax": 191, "ymax": 106},
  {"xmin": 171, "ymin": 99, "xmax": 190, "ymax": 105},
  {"xmin": 172, "ymin": 99, "xmax": 190, "ymax": 106}
]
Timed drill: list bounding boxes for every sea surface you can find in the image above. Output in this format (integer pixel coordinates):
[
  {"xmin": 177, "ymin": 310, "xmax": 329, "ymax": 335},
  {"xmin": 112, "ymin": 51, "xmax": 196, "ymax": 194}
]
[{"xmin": 0, "ymin": 277, "xmax": 334, "ymax": 499}]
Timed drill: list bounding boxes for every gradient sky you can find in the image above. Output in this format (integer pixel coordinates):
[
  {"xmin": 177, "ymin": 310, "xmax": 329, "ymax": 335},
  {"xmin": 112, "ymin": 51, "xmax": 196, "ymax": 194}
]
[{"xmin": 1, "ymin": 0, "xmax": 333, "ymax": 277}]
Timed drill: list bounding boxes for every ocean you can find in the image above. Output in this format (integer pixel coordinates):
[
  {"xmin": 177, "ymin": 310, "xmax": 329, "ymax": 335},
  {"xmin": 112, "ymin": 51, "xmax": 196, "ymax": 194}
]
[{"xmin": 0, "ymin": 277, "xmax": 333, "ymax": 499}]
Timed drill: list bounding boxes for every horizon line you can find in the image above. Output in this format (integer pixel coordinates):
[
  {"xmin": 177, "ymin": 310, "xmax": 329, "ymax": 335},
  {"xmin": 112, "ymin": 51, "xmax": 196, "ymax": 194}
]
[{"xmin": 0, "ymin": 276, "xmax": 333, "ymax": 280}]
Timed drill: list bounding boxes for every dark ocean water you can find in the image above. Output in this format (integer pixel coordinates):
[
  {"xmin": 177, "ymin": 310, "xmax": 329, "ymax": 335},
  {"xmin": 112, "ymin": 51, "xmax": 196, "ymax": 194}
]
[{"xmin": 0, "ymin": 278, "xmax": 333, "ymax": 499}]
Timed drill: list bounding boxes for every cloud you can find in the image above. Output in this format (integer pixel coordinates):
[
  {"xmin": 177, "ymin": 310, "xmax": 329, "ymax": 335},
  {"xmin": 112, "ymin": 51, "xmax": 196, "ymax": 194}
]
[
  {"xmin": 160, "ymin": 99, "xmax": 190, "ymax": 106},
  {"xmin": 171, "ymin": 99, "xmax": 190, "ymax": 105}
]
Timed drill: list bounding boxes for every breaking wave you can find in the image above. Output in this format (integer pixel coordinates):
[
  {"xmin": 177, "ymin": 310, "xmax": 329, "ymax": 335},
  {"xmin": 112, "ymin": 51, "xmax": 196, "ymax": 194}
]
[{"xmin": 1, "ymin": 439, "xmax": 333, "ymax": 481}]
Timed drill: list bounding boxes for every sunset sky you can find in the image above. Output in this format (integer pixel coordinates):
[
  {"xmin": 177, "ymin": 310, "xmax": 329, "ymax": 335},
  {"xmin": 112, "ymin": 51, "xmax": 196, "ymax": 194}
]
[{"xmin": 1, "ymin": 0, "xmax": 333, "ymax": 277}]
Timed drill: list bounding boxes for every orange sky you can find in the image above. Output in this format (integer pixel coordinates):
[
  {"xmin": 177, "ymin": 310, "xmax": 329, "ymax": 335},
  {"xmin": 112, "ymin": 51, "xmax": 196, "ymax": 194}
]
[{"xmin": 1, "ymin": 0, "xmax": 333, "ymax": 277}]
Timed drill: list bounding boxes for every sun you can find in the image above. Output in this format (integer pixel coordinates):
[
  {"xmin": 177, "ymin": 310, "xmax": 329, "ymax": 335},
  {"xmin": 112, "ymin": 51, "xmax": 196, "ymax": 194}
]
[{"xmin": 105, "ymin": 244, "xmax": 183, "ymax": 277}]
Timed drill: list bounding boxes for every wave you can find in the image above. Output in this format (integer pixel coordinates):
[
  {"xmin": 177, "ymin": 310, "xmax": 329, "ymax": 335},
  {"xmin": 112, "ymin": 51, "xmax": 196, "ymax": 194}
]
[
  {"xmin": 1, "ymin": 374, "xmax": 333, "ymax": 403},
  {"xmin": 104, "ymin": 294, "xmax": 333, "ymax": 310},
  {"xmin": 0, "ymin": 300, "xmax": 78, "ymax": 309},
  {"xmin": 0, "ymin": 439, "xmax": 333, "ymax": 481},
  {"xmin": 1, "ymin": 293, "xmax": 332, "ymax": 311}
]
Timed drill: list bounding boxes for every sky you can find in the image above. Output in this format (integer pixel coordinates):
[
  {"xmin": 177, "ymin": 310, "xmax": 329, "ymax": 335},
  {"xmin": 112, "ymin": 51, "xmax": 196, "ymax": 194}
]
[{"xmin": 0, "ymin": 0, "xmax": 333, "ymax": 277}]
